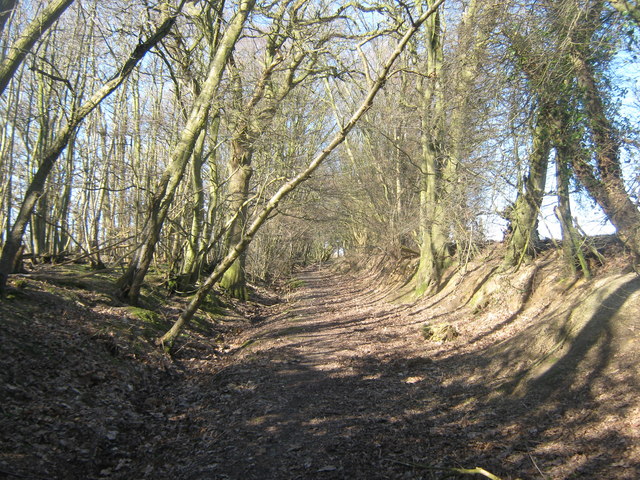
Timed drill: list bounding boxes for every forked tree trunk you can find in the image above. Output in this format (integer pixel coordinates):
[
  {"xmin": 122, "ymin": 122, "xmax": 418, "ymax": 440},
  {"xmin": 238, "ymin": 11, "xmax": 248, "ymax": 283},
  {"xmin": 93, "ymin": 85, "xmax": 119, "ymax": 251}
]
[
  {"xmin": 551, "ymin": 101, "xmax": 591, "ymax": 278},
  {"xmin": 555, "ymin": 152, "xmax": 591, "ymax": 279},
  {"xmin": 502, "ymin": 102, "xmax": 552, "ymax": 269}
]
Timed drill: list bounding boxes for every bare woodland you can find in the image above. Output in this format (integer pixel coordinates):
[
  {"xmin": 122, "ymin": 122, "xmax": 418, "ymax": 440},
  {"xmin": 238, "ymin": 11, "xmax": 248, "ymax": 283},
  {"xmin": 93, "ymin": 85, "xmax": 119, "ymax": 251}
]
[
  {"xmin": 1, "ymin": 0, "xmax": 638, "ymax": 341},
  {"xmin": 1, "ymin": 1, "xmax": 640, "ymax": 477}
]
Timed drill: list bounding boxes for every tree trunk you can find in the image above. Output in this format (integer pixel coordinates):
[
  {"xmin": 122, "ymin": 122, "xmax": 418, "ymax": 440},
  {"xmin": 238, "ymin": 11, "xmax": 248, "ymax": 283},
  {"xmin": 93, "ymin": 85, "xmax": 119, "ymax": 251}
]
[
  {"xmin": 219, "ymin": 136, "xmax": 252, "ymax": 299},
  {"xmin": 116, "ymin": 0, "xmax": 255, "ymax": 304},
  {"xmin": 413, "ymin": 1, "xmax": 451, "ymax": 296},
  {"xmin": 550, "ymin": 99, "xmax": 591, "ymax": 278},
  {"xmin": 52, "ymin": 132, "xmax": 75, "ymax": 256},
  {"xmin": 569, "ymin": 48, "xmax": 640, "ymax": 258},
  {"xmin": 0, "ymin": 3, "xmax": 183, "ymax": 296},
  {"xmin": 555, "ymin": 149, "xmax": 591, "ymax": 279},
  {"xmin": 502, "ymin": 102, "xmax": 552, "ymax": 269},
  {"xmin": 178, "ymin": 128, "xmax": 208, "ymax": 289}
]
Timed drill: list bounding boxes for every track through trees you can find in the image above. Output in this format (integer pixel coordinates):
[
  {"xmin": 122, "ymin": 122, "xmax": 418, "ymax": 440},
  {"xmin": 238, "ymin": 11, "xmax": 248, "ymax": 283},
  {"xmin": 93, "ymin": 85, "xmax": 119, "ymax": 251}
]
[
  {"xmin": 155, "ymin": 265, "xmax": 639, "ymax": 480},
  {"xmin": 1, "ymin": 261, "xmax": 638, "ymax": 479}
]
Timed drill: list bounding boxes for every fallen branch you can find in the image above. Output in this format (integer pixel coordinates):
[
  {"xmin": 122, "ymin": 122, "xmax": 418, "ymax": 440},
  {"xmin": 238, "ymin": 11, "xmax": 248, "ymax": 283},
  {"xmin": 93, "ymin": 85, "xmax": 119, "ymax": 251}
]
[{"xmin": 387, "ymin": 458, "xmax": 511, "ymax": 480}]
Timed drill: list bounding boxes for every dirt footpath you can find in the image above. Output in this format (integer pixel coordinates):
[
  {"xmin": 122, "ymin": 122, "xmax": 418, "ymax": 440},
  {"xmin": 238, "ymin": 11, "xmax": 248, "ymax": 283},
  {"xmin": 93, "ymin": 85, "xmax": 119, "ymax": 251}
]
[
  {"xmin": 2, "ymin": 264, "xmax": 638, "ymax": 479},
  {"xmin": 155, "ymin": 266, "xmax": 639, "ymax": 480}
]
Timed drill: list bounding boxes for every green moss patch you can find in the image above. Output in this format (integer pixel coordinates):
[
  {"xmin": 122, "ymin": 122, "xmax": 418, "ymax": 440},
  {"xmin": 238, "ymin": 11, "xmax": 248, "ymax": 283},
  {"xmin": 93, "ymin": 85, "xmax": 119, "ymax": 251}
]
[
  {"xmin": 287, "ymin": 278, "xmax": 306, "ymax": 290},
  {"xmin": 422, "ymin": 322, "xmax": 460, "ymax": 342},
  {"xmin": 124, "ymin": 306, "xmax": 170, "ymax": 335}
]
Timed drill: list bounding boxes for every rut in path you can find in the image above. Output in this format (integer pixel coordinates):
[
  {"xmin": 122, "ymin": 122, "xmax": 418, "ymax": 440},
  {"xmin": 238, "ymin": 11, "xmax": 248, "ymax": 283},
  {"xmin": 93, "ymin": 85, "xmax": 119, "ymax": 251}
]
[
  {"xmin": 161, "ymin": 266, "xmax": 640, "ymax": 480},
  {"xmin": 170, "ymin": 268, "xmax": 489, "ymax": 480}
]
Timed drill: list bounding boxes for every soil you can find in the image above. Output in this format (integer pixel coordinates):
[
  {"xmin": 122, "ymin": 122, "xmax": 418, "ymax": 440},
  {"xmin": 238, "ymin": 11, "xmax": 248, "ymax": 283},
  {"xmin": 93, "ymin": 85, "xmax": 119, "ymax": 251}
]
[{"xmin": 1, "ymin": 249, "xmax": 639, "ymax": 479}]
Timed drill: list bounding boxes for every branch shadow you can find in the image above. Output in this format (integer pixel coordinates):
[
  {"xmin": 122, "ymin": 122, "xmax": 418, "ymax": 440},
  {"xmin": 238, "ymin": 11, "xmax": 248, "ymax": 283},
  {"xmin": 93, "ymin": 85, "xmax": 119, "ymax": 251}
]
[{"xmin": 141, "ymin": 275, "xmax": 640, "ymax": 480}]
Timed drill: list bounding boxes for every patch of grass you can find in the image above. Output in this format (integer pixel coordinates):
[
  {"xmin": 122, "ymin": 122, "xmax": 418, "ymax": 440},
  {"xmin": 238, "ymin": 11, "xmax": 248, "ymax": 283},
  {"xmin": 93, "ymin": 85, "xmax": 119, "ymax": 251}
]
[
  {"xmin": 125, "ymin": 306, "xmax": 170, "ymax": 336},
  {"xmin": 287, "ymin": 278, "xmax": 306, "ymax": 290},
  {"xmin": 126, "ymin": 306, "xmax": 159, "ymax": 323}
]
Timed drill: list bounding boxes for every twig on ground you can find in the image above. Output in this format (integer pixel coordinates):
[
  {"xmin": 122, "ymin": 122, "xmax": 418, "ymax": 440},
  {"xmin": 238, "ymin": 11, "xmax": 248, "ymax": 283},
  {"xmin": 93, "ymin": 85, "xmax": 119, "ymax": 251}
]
[
  {"xmin": 386, "ymin": 458, "xmax": 511, "ymax": 480},
  {"xmin": 529, "ymin": 454, "xmax": 547, "ymax": 479}
]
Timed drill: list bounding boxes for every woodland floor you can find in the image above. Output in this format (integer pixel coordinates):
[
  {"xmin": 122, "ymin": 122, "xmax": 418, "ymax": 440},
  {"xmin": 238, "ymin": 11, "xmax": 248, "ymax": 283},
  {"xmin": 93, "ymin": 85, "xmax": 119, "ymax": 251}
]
[{"xmin": 1, "ymin": 252, "xmax": 639, "ymax": 479}]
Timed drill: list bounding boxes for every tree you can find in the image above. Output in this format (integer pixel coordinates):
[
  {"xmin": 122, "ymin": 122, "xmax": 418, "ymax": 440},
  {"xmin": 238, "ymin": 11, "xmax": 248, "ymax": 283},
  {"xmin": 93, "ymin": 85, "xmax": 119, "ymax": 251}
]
[
  {"xmin": 413, "ymin": 0, "xmax": 453, "ymax": 295},
  {"xmin": 0, "ymin": 0, "xmax": 185, "ymax": 295},
  {"xmin": 412, "ymin": 0, "xmax": 490, "ymax": 292},
  {"xmin": 500, "ymin": 0, "xmax": 640, "ymax": 267},
  {"xmin": 159, "ymin": 0, "xmax": 447, "ymax": 351},
  {"xmin": 529, "ymin": 0, "xmax": 640, "ymax": 260}
]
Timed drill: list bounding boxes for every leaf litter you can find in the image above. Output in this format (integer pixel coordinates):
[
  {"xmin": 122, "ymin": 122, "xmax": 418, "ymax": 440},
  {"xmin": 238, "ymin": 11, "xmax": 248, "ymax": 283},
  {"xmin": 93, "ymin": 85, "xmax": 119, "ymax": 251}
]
[{"xmin": 1, "ymin": 252, "xmax": 639, "ymax": 479}]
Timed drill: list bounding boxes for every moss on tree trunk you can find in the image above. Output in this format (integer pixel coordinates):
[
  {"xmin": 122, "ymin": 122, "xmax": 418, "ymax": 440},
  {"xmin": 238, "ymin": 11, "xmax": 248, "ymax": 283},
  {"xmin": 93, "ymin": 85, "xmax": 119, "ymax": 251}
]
[
  {"xmin": 502, "ymin": 102, "xmax": 552, "ymax": 269},
  {"xmin": 220, "ymin": 258, "xmax": 248, "ymax": 300}
]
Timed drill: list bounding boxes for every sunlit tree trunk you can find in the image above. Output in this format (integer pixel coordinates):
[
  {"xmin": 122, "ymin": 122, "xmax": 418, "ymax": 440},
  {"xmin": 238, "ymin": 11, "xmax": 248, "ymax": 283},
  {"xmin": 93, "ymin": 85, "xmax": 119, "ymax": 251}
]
[
  {"xmin": 569, "ymin": 47, "xmax": 640, "ymax": 258},
  {"xmin": 202, "ymin": 115, "xmax": 221, "ymax": 269},
  {"xmin": 555, "ymin": 146, "xmax": 591, "ymax": 278},
  {"xmin": 173, "ymin": 1, "xmax": 225, "ymax": 289},
  {"xmin": 219, "ymin": 132, "xmax": 253, "ymax": 299},
  {"xmin": 116, "ymin": 0, "xmax": 255, "ymax": 304},
  {"xmin": 52, "ymin": 133, "xmax": 75, "ymax": 256},
  {"xmin": 549, "ymin": 94, "xmax": 591, "ymax": 278},
  {"xmin": 0, "ymin": 70, "xmax": 21, "ymax": 244},
  {"xmin": 217, "ymin": 3, "xmax": 334, "ymax": 298},
  {"xmin": 413, "ymin": 1, "xmax": 451, "ymax": 295},
  {"xmin": 178, "ymin": 127, "xmax": 208, "ymax": 288},
  {"xmin": 31, "ymin": 59, "xmax": 59, "ymax": 258},
  {"xmin": 502, "ymin": 101, "xmax": 552, "ymax": 268},
  {"xmin": 0, "ymin": 3, "xmax": 183, "ymax": 295}
]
